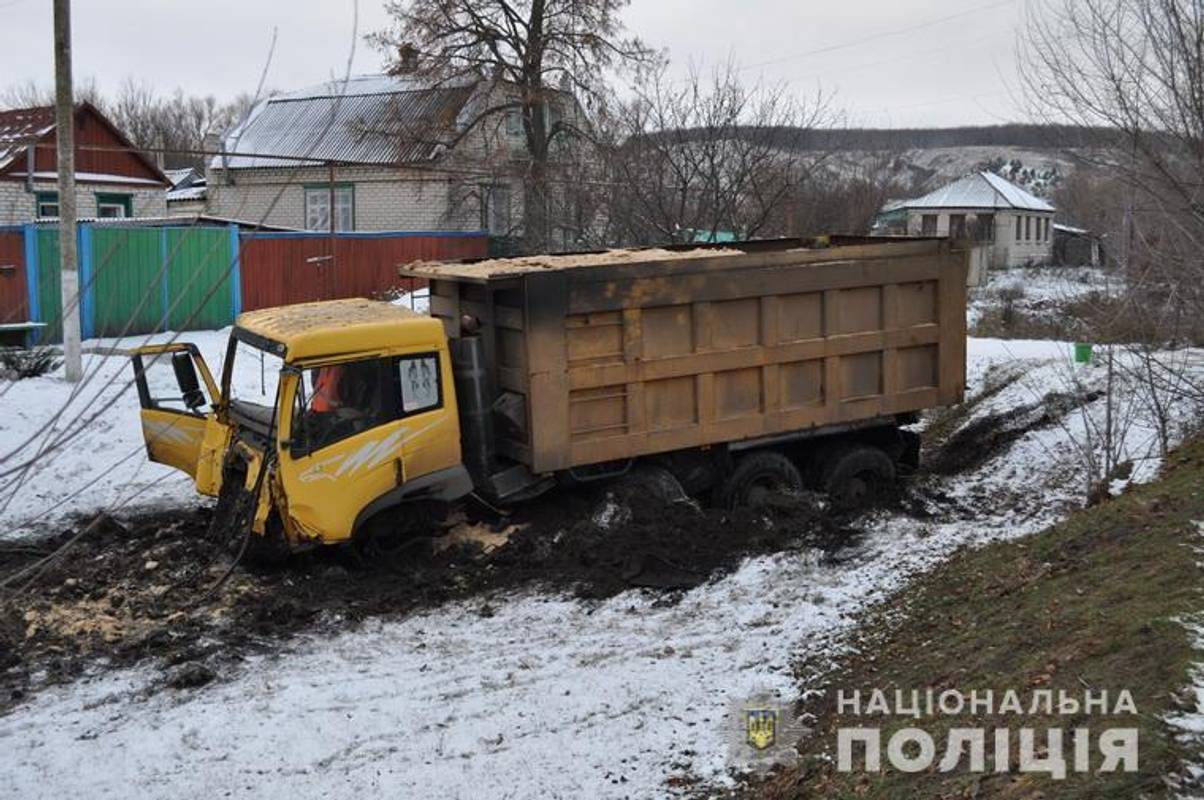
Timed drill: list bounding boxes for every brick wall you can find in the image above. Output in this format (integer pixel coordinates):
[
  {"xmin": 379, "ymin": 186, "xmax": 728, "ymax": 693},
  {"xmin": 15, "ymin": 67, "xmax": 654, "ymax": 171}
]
[
  {"xmin": 206, "ymin": 164, "xmax": 494, "ymax": 232},
  {"xmin": 0, "ymin": 179, "xmax": 166, "ymax": 225}
]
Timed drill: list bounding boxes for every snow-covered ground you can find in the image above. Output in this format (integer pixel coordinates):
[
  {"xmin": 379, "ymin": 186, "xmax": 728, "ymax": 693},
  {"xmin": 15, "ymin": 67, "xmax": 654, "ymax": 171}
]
[
  {"xmin": 1, "ymin": 333, "xmax": 1202, "ymax": 797},
  {"xmin": 1168, "ymin": 522, "xmax": 1204, "ymax": 795},
  {"xmin": 0, "ymin": 327, "xmax": 278, "ymax": 540},
  {"xmin": 968, "ymin": 265, "xmax": 1119, "ymax": 328}
]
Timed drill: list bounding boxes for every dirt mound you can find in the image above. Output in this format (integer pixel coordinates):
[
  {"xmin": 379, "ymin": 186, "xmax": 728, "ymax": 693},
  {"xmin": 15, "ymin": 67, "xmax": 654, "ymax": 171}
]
[
  {"xmin": 0, "ymin": 483, "xmax": 854, "ymax": 711},
  {"xmin": 924, "ymin": 389, "xmax": 1102, "ymax": 475}
]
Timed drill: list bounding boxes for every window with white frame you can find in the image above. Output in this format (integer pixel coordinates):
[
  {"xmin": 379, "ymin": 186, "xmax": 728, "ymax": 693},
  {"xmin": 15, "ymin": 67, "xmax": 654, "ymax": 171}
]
[
  {"xmin": 96, "ymin": 193, "xmax": 132, "ymax": 218},
  {"xmin": 304, "ymin": 185, "xmax": 354, "ymax": 231},
  {"xmin": 35, "ymin": 192, "xmax": 59, "ymax": 218}
]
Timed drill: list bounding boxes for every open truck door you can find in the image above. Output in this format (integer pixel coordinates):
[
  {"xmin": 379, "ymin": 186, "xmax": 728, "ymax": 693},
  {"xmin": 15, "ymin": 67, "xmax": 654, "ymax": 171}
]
[{"xmin": 130, "ymin": 343, "xmax": 226, "ymax": 491}]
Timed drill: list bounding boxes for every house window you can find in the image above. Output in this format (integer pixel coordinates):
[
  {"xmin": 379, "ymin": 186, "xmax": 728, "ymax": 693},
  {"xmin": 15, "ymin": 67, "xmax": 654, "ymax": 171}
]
[
  {"xmin": 921, "ymin": 214, "xmax": 938, "ymax": 236},
  {"xmin": 35, "ymin": 192, "xmax": 59, "ymax": 218},
  {"xmin": 483, "ymin": 184, "xmax": 511, "ymax": 234},
  {"xmin": 948, "ymin": 214, "xmax": 967, "ymax": 239},
  {"xmin": 546, "ymin": 102, "xmax": 564, "ymax": 135},
  {"xmin": 1015, "ymin": 215, "xmax": 1022, "ymax": 241},
  {"xmin": 96, "ymin": 193, "xmax": 132, "ymax": 218},
  {"xmin": 974, "ymin": 213, "xmax": 995, "ymax": 242},
  {"xmin": 1044, "ymin": 217, "xmax": 1051, "ymax": 242},
  {"xmin": 504, "ymin": 110, "xmax": 523, "ymax": 136},
  {"xmin": 304, "ymin": 185, "xmax": 354, "ymax": 231},
  {"xmin": 1024, "ymin": 215, "xmax": 1032, "ymax": 241}
]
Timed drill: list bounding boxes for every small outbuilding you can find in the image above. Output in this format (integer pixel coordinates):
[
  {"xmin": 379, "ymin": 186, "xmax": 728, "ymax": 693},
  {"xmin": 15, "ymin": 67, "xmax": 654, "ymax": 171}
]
[{"xmin": 1052, "ymin": 223, "xmax": 1103, "ymax": 267}]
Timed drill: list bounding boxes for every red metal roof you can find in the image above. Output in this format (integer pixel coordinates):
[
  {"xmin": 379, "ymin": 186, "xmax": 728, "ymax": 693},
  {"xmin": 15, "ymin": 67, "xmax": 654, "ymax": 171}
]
[
  {"xmin": 0, "ymin": 103, "xmax": 169, "ymax": 186},
  {"xmin": 0, "ymin": 106, "xmax": 57, "ymax": 171}
]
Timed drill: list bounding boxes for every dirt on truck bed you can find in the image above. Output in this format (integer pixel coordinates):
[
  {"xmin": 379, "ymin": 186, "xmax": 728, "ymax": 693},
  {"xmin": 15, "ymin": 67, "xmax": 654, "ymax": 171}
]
[{"xmin": 0, "ymin": 482, "xmax": 855, "ymax": 712}]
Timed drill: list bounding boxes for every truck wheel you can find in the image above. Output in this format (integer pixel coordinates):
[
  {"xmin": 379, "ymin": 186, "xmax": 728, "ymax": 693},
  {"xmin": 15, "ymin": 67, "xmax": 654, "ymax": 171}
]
[
  {"xmin": 356, "ymin": 502, "xmax": 437, "ymax": 569},
  {"xmin": 821, "ymin": 445, "xmax": 895, "ymax": 510},
  {"xmin": 718, "ymin": 451, "xmax": 803, "ymax": 510}
]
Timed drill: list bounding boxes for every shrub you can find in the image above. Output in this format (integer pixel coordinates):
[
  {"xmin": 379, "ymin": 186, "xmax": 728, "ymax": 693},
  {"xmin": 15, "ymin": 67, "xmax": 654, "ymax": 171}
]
[{"xmin": 0, "ymin": 347, "xmax": 61, "ymax": 380}]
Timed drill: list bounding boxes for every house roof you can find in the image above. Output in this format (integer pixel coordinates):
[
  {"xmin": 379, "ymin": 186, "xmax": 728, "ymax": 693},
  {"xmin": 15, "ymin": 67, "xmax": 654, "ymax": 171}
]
[
  {"xmin": 0, "ymin": 103, "xmax": 170, "ymax": 186},
  {"xmin": 900, "ymin": 171, "xmax": 1055, "ymax": 212},
  {"xmin": 212, "ymin": 73, "xmax": 482, "ymax": 170},
  {"xmin": 0, "ymin": 106, "xmax": 57, "ymax": 172},
  {"xmin": 166, "ymin": 183, "xmax": 206, "ymax": 202},
  {"xmin": 164, "ymin": 167, "xmax": 198, "ymax": 188}
]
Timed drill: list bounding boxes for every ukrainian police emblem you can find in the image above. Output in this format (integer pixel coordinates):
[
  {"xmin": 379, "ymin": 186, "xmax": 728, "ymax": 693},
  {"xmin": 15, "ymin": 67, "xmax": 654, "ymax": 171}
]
[
  {"xmin": 745, "ymin": 707, "xmax": 778, "ymax": 750},
  {"xmin": 726, "ymin": 692, "xmax": 805, "ymax": 772}
]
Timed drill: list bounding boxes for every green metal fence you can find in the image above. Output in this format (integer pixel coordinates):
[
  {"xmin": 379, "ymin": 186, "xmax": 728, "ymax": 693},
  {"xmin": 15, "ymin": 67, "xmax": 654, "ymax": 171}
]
[{"xmin": 25, "ymin": 223, "xmax": 238, "ymax": 341}]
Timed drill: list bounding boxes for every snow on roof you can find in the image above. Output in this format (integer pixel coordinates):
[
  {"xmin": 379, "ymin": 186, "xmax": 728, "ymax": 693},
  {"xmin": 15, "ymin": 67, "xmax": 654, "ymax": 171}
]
[
  {"xmin": 163, "ymin": 167, "xmax": 198, "ymax": 188},
  {"xmin": 899, "ymin": 171, "xmax": 1055, "ymax": 212},
  {"xmin": 0, "ymin": 106, "xmax": 55, "ymax": 172},
  {"xmin": 166, "ymin": 184, "xmax": 207, "ymax": 202},
  {"xmin": 211, "ymin": 73, "xmax": 482, "ymax": 170},
  {"xmin": 1053, "ymin": 223, "xmax": 1089, "ymax": 236},
  {"xmin": 8, "ymin": 170, "xmax": 166, "ymax": 186}
]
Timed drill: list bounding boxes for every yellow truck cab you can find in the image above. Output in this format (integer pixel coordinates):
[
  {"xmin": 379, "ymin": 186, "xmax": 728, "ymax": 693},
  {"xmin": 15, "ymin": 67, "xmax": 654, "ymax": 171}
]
[{"xmin": 132, "ymin": 298, "xmax": 471, "ymax": 555}]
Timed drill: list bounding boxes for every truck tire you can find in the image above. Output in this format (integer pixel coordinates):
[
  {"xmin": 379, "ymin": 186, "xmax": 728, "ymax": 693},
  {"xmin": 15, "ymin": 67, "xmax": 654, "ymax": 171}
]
[
  {"xmin": 718, "ymin": 451, "xmax": 803, "ymax": 510},
  {"xmin": 821, "ymin": 444, "xmax": 896, "ymax": 510},
  {"xmin": 355, "ymin": 501, "xmax": 438, "ymax": 569}
]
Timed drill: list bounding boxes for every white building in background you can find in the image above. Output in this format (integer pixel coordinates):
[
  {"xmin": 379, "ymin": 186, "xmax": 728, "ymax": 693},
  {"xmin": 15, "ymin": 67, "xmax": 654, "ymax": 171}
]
[{"xmin": 892, "ymin": 171, "xmax": 1055, "ymax": 268}]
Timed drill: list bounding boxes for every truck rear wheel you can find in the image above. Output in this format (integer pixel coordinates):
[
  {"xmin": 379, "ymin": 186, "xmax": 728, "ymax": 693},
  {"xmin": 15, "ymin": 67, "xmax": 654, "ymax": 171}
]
[
  {"xmin": 821, "ymin": 444, "xmax": 895, "ymax": 510},
  {"xmin": 718, "ymin": 451, "xmax": 803, "ymax": 510}
]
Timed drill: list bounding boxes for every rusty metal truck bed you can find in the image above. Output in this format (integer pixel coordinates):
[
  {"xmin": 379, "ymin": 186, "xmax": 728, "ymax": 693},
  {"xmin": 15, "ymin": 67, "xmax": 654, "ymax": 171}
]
[{"xmin": 400, "ymin": 236, "xmax": 967, "ymax": 475}]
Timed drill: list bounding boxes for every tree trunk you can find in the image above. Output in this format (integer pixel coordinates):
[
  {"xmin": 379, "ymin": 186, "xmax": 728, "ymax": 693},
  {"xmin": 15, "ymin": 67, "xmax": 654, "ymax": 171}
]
[{"xmin": 523, "ymin": 158, "xmax": 549, "ymax": 254}]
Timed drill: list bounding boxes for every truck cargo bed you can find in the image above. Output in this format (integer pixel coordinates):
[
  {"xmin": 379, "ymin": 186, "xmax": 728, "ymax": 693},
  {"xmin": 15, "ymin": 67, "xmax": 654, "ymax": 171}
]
[{"xmin": 401, "ymin": 236, "xmax": 967, "ymax": 475}]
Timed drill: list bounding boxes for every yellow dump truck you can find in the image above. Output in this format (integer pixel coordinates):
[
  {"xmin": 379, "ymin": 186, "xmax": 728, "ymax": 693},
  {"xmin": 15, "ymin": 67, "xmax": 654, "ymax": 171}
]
[{"xmin": 131, "ymin": 236, "xmax": 967, "ymax": 558}]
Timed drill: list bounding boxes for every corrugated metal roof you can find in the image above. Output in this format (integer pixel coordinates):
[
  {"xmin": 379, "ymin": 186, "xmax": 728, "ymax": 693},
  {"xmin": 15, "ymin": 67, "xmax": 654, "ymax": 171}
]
[
  {"xmin": 0, "ymin": 106, "xmax": 55, "ymax": 171},
  {"xmin": 164, "ymin": 167, "xmax": 197, "ymax": 188},
  {"xmin": 212, "ymin": 74, "xmax": 480, "ymax": 169},
  {"xmin": 900, "ymin": 171, "xmax": 1055, "ymax": 212},
  {"xmin": 166, "ymin": 183, "xmax": 207, "ymax": 201}
]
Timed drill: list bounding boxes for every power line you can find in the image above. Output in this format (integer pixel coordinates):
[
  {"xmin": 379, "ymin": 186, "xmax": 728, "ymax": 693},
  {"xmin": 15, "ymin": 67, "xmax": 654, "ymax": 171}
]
[{"xmin": 738, "ymin": 0, "xmax": 1020, "ymax": 72}]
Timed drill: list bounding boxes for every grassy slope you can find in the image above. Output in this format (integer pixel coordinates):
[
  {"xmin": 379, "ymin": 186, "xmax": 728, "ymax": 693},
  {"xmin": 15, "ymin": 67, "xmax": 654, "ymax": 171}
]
[{"xmin": 760, "ymin": 437, "xmax": 1204, "ymax": 799}]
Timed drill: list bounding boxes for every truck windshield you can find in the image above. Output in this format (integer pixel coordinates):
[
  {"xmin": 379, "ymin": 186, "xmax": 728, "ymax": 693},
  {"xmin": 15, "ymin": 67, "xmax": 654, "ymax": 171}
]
[{"xmin": 224, "ymin": 334, "xmax": 285, "ymax": 435}]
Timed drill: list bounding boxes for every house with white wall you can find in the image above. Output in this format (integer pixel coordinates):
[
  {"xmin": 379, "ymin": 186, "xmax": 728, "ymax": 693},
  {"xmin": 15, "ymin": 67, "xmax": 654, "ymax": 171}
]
[
  {"xmin": 206, "ymin": 72, "xmax": 584, "ymax": 243},
  {"xmin": 0, "ymin": 103, "xmax": 169, "ymax": 225},
  {"xmin": 894, "ymin": 171, "xmax": 1055, "ymax": 268}
]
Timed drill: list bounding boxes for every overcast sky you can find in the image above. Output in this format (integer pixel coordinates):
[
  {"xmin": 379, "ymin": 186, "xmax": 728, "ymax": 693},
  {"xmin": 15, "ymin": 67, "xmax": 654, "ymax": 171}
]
[{"xmin": 0, "ymin": 0, "xmax": 1029, "ymax": 128}]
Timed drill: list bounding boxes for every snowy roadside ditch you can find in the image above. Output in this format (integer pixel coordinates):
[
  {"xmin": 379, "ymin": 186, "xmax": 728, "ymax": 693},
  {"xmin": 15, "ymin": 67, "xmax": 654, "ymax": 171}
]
[{"xmin": 0, "ymin": 334, "xmax": 1202, "ymax": 798}]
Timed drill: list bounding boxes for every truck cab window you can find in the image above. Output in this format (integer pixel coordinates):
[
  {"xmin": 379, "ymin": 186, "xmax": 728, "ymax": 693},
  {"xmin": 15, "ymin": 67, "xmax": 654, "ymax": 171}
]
[
  {"xmin": 293, "ymin": 359, "xmax": 398, "ymax": 454},
  {"xmin": 400, "ymin": 354, "xmax": 440, "ymax": 413}
]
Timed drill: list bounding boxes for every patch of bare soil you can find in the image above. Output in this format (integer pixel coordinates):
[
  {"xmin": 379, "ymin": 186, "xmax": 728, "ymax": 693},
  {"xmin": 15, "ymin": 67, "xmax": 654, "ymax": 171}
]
[
  {"xmin": 0, "ymin": 483, "xmax": 854, "ymax": 712},
  {"xmin": 922, "ymin": 388, "xmax": 1102, "ymax": 476}
]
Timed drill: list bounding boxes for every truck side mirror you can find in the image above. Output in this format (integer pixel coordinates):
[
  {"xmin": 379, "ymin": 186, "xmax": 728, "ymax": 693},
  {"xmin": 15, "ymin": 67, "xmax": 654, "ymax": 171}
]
[{"xmin": 171, "ymin": 352, "xmax": 205, "ymax": 410}]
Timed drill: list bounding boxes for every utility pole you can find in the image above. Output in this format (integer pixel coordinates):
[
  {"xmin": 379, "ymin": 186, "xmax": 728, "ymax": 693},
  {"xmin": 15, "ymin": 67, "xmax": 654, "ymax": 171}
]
[{"xmin": 54, "ymin": 0, "xmax": 81, "ymax": 382}]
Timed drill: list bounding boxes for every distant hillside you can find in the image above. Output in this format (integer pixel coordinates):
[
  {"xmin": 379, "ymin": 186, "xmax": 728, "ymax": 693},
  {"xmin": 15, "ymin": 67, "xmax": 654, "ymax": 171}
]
[
  {"xmin": 643, "ymin": 124, "xmax": 1115, "ymax": 200},
  {"xmin": 823, "ymin": 144, "xmax": 1079, "ymax": 198},
  {"xmin": 752, "ymin": 123, "xmax": 1118, "ymax": 152}
]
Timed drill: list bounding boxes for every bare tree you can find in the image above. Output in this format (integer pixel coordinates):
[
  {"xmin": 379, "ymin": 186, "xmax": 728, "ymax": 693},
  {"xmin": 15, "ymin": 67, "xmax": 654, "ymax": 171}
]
[
  {"xmin": 1021, "ymin": 0, "xmax": 1204, "ymax": 356},
  {"xmin": 2, "ymin": 78, "xmax": 251, "ymax": 170},
  {"xmin": 598, "ymin": 62, "xmax": 834, "ymax": 246},
  {"xmin": 106, "ymin": 80, "xmax": 250, "ymax": 169},
  {"xmin": 372, "ymin": 0, "xmax": 656, "ymax": 253}
]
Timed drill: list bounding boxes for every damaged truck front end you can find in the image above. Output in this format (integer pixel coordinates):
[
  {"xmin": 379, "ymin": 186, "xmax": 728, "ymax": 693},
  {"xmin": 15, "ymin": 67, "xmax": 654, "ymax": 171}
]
[{"xmin": 132, "ymin": 299, "xmax": 471, "ymax": 560}]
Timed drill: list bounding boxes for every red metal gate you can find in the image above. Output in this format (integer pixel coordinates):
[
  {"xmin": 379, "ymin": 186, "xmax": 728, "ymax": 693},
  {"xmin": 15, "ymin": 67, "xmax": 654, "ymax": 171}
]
[
  {"xmin": 239, "ymin": 232, "xmax": 487, "ymax": 312},
  {"xmin": 0, "ymin": 230, "xmax": 28, "ymax": 325}
]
